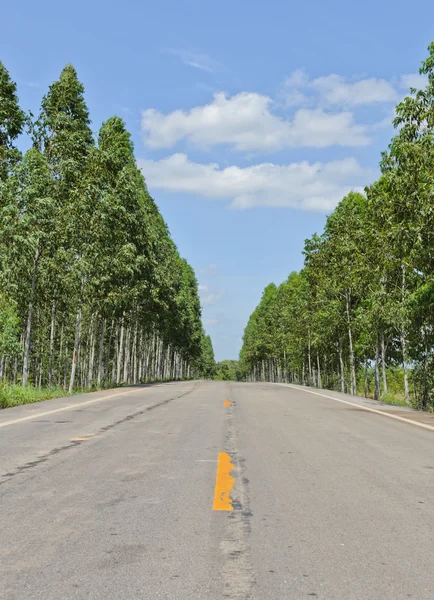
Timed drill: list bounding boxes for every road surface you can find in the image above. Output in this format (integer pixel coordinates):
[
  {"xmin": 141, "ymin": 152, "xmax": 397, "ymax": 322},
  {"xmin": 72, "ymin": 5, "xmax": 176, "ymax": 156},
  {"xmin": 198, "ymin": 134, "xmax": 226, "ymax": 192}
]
[{"xmin": 1, "ymin": 381, "xmax": 434, "ymax": 599}]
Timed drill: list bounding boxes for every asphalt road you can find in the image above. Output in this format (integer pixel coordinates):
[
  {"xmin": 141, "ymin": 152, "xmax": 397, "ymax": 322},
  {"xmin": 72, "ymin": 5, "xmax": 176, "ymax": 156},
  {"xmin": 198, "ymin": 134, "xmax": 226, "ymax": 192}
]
[{"xmin": 1, "ymin": 381, "xmax": 434, "ymax": 599}]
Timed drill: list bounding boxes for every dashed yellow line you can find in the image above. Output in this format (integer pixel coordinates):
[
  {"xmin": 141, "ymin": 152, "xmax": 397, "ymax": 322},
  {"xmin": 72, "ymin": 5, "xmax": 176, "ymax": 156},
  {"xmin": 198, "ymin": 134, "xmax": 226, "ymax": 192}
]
[
  {"xmin": 213, "ymin": 452, "xmax": 235, "ymax": 511},
  {"xmin": 224, "ymin": 400, "xmax": 231, "ymax": 407}
]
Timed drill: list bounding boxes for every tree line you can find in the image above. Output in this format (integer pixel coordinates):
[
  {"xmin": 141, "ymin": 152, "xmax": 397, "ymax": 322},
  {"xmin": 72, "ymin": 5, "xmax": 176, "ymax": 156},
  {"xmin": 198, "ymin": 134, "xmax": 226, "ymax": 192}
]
[
  {"xmin": 240, "ymin": 43, "xmax": 434, "ymax": 409},
  {"xmin": 0, "ymin": 62, "xmax": 215, "ymax": 391}
]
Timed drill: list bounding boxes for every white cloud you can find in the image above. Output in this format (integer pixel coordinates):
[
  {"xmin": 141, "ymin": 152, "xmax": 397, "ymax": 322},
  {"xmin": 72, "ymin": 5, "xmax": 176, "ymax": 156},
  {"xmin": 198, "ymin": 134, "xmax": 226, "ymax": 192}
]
[
  {"xmin": 312, "ymin": 75, "xmax": 397, "ymax": 105},
  {"xmin": 204, "ymin": 317, "xmax": 218, "ymax": 326},
  {"xmin": 283, "ymin": 69, "xmax": 397, "ymax": 107},
  {"xmin": 138, "ymin": 153, "xmax": 370, "ymax": 212},
  {"xmin": 142, "ymin": 92, "xmax": 369, "ymax": 151},
  {"xmin": 198, "ymin": 283, "xmax": 224, "ymax": 305},
  {"xmin": 399, "ymin": 73, "xmax": 428, "ymax": 90},
  {"xmin": 165, "ymin": 49, "xmax": 223, "ymax": 73},
  {"xmin": 284, "ymin": 69, "xmax": 309, "ymax": 88},
  {"xmin": 199, "ymin": 264, "xmax": 220, "ymax": 277}
]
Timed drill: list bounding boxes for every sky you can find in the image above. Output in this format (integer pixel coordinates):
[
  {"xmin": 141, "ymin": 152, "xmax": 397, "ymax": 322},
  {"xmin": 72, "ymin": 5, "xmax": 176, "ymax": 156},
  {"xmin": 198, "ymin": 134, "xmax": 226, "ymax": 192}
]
[{"xmin": 3, "ymin": 0, "xmax": 434, "ymax": 361}]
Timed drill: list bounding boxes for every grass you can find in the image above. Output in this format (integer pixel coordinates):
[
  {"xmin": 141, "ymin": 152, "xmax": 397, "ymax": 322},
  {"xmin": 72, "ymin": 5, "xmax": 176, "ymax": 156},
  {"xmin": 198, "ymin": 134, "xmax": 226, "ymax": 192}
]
[
  {"xmin": 0, "ymin": 384, "xmax": 73, "ymax": 409},
  {"xmin": 0, "ymin": 378, "xmax": 189, "ymax": 409},
  {"xmin": 377, "ymin": 393, "xmax": 411, "ymax": 408}
]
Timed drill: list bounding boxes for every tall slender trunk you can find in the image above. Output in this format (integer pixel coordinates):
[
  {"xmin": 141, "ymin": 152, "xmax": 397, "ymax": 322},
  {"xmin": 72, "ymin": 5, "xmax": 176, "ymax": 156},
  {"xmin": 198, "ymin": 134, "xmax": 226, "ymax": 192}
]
[
  {"xmin": 68, "ymin": 305, "xmax": 82, "ymax": 393},
  {"xmin": 338, "ymin": 338, "xmax": 345, "ymax": 393},
  {"xmin": 63, "ymin": 337, "xmax": 68, "ymax": 389},
  {"xmin": 401, "ymin": 266, "xmax": 410, "ymax": 405},
  {"xmin": 138, "ymin": 329, "xmax": 143, "ymax": 383},
  {"xmin": 307, "ymin": 329, "xmax": 312, "ymax": 386},
  {"xmin": 57, "ymin": 324, "xmax": 63, "ymax": 387},
  {"xmin": 380, "ymin": 333, "xmax": 387, "ymax": 397},
  {"xmin": 97, "ymin": 318, "xmax": 106, "ymax": 387},
  {"xmin": 400, "ymin": 330, "xmax": 410, "ymax": 405},
  {"xmin": 364, "ymin": 360, "xmax": 368, "ymax": 398},
  {"xmin": 87, "ymin": 315, "xmax": 96, "ymax": 388},
  {"xmin": 22, "ymin": 247, "xmax": 40, "ymax": 387},
  {"xmin": 345, "ymin": 289, "xmax": 356, "ymax": 395},
  {"xmin": 117, "ymin": 319, "xmax": 124, "ymax": 384},
  {"xmin": 374, "ymin": 338, "xmax": 380, "ymax": 401},
  {"xmin": 316, "ymin": 353, "xmax": 321, "ymax": 389},
  {"xmin": 48, "ymin": 301, "xmax": 56, "ymax": 386},
  {"xmin": 122, "ymin": 326, "xmax": 129, "ymax": 383},
  {"xmin": 423, "ymin": 324, "xmax": 428, "ymax": 409},
  {"xmin": 105, "ymin": 319, "xmax": 114, "ymax": 385}
]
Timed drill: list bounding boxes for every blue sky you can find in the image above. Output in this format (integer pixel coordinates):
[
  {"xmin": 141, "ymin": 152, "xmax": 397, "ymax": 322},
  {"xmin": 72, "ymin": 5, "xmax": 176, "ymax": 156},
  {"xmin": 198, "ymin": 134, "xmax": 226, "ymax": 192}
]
[{"xmin": 3, "ymin": 0, "xmax": 434, "ymax": 360}]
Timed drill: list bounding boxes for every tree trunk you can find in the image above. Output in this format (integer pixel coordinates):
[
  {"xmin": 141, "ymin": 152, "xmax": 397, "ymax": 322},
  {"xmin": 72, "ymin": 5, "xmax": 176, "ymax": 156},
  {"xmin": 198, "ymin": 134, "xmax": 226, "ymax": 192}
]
[
  {"xmin": 400, "ymin": 266, "xmax": 410, "ymax": 405},
  {"xmin": 87, "ymin": 315, "xmax": 96, "ymax": 388},
  {"xmin": 374, "ymin": 338, "xmax": 380, "ymax": 401},
  {"xmin": 381, "ymin": 332, "xmax": 387, "ymax": 397},
  {"xmin": 63, "ymin": 337, "xmax": 68, "ymax": 390},
  {"xmin": 97, "ymin": 318, "xmax": 106, "ymax": 387},
  {"xmin": 316, "ymin": 353, "xmax": 321, "ymax": 389},
  {"xmin": 307, "ymin": 330, "xmax": 312, "ymax": 386},
  {"xmin": 364, "ymin": 360, "xmax": 368, "ymax": 398},
  {"xmin": 68, "ymin": 305, "xmax": 82, "ymax": 393},
  {"xmin": 57, "ymin": 324, "xmax": 63, "ymax": 387},
  {"xmin": 22, "ymin": 247, "xmax": 40, "ymax": 387},
  {"xmin": 48, "ymin": 301, "xmax": 56, "ymax": 386},
  {"xmin": 338, "ymin": 337, "xmax": 345, "ymax": 393},
  {"xmin": 400, "ymin": 330, "xmax": 410, "ymax": 405},
  {"xmin": 345, "ymin": 289, "xmax": 357, "ymax": 395},
  {"xmin": 117, "ymin": 320, "xmax": 124, "ymax": 384}
]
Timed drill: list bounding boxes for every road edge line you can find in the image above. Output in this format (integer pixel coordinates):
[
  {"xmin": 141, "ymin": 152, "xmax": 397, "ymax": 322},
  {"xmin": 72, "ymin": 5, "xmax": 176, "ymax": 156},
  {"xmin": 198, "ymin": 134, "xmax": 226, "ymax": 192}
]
[
  {"xmin": 0, "ymin": 388, "xmax": 155, "ymax": 428},
  {"xmin": 276, "ymin": 383, "xmax": 434, "ymax": 432}
]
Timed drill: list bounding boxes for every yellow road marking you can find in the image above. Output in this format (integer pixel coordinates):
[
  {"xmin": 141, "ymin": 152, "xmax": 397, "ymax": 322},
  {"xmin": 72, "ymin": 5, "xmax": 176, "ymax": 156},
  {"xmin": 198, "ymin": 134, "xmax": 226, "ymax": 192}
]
[
  {"xmin": 0, "ymin": 388, "xmax": 144, "ymax": 429},
  {"xmin": 213, "ymin": 452, "xmax": 235, "ymax": 511},
  {"xmin": 224, "ymin": 400, "xmax": 231, "ymax": 407},
  {"xmin": 279, "ymin": 384, "xmax": 434, "ymax": 432}
]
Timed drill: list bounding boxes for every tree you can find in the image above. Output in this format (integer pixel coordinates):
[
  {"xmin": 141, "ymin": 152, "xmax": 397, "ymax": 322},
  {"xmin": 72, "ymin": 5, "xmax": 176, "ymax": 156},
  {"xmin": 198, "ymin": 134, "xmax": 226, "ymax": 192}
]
[{"xmin": 0, "ymin": 61, "xmax": 25, "ymax": 180}]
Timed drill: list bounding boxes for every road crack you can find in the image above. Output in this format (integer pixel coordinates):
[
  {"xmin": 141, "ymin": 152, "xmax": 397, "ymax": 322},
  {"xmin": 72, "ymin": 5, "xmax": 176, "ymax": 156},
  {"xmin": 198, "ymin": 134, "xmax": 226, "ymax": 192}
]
[
  {"xmin": 220, "ymin": 398, "xmax": 255, "ymax": 599},
  {"xmin": 0, "ymin": 384, "xmax": 197, "ymax": 485}
]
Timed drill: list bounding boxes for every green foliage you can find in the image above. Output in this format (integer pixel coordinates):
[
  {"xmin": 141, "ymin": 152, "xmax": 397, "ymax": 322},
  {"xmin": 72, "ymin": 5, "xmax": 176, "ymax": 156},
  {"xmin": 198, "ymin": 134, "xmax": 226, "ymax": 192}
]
[
  {"xmin": 0, "ymin": 61, "xmax": 26, "ymax": 179},
  {"xmin": 0, "ymin": 293, "xmax": 20, "ymax": 356},
  {"xmin": 200, "ymin": 334, "xmax": 216, "ymax": 378},
  {"xmin": 214, "ymin": 360, "xmax": 242, "ymax": 381}
]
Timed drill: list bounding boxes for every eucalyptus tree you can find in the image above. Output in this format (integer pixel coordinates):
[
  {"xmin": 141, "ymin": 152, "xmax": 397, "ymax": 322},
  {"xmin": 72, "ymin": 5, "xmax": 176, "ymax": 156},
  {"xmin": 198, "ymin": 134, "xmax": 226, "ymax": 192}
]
[{"xmin": 0, "ymin": 61, "xmax": 25, "ymax": 180}]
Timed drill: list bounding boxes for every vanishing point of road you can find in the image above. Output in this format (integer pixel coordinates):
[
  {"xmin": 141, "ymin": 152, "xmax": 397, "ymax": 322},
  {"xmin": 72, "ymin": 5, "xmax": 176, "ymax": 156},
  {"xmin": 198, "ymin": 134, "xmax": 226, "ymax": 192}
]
[{"xmin": 1, "ymin": 381, "xmax": 434, "ymax": 599}]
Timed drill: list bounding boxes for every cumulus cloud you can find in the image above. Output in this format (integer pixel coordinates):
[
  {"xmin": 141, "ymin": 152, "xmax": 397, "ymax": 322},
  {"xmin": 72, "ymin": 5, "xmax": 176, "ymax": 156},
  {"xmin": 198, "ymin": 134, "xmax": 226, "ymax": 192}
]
[
  {"xmin": 282, "ymin": 69, "xmax": 398, "ymax": 107},
  {"xmin": 199, "ymin": 264, "xmax": 220, "ymax": 277},
  {"xmin": 138, "ymin": 153, "xmax": 370, "ymax": 212},
  {"xmin": 399, "ymin": 73, "xmax": 428, "ymax": 90},
  {"xmin": 204, "ymin": 317, "xmax": 219, "ymax": 326},
  {"xmin": 312, "ymin": 75, "xmax": 397, "ymax": 105},
  {"xmin": 198, "ymin": 284, "xmax": 224, "ymax": 306},
  {"xmin": 142, "ymin": 92, "xmax": 369, "ymax": 151}
]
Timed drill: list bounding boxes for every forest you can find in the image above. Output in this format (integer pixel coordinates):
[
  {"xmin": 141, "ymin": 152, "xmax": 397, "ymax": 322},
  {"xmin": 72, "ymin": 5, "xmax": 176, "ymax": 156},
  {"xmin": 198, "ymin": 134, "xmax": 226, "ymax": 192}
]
[
  {"xmin": 240, "ymin": 43, "xmax": 434, "ymax": 410},
  {"xmin": 0, "ymin": 61, "xmax": 216, "ymax": 405}
]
